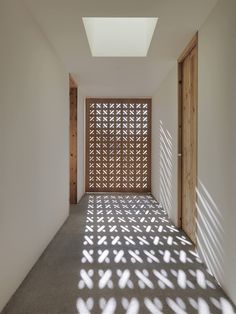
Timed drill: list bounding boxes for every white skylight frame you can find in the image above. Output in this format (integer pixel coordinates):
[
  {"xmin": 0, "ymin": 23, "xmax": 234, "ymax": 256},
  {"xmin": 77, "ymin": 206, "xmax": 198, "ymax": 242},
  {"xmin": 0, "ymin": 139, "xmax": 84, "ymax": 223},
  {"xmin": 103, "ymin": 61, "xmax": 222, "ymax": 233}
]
[{"xmin": 82, "ymin": 17, "xmax": 158, "ymax": 57}]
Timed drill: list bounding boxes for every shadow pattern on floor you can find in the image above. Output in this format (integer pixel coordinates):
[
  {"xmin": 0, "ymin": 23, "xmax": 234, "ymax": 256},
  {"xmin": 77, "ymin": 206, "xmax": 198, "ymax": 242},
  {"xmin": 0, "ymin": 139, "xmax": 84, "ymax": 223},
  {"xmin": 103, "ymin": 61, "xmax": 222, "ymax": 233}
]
[{"xmin": 2, "ymin": 194, "xmax": 236, "ymax": 314}]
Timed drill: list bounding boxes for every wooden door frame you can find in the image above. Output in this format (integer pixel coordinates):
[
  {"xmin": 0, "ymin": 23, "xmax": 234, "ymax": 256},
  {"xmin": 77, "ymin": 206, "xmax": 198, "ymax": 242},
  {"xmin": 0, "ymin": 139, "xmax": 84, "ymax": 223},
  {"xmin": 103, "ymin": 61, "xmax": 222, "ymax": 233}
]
[
  {"xmin": 177, "ymin": 33, "xmax": 198, "ymax": 229},
  {"xmin": 69, "ymin": 74, "xmax": 78, "ymax": 204}
]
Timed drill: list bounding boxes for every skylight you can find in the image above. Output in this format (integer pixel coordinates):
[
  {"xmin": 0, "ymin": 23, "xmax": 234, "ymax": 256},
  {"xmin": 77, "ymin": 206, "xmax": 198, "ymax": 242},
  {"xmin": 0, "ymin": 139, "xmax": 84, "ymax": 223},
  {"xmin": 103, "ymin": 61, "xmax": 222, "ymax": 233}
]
[{"xmin": 82, "ymin": 17, "xmax": 158, "ymax": 57}]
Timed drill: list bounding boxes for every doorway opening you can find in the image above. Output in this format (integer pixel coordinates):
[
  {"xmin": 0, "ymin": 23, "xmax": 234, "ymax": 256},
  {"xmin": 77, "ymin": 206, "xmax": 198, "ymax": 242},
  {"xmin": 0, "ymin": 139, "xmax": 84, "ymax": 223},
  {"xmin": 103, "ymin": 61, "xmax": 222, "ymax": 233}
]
[{"xmin": 178, "ymin": 34, "xmax": 198, "ymax": 244}]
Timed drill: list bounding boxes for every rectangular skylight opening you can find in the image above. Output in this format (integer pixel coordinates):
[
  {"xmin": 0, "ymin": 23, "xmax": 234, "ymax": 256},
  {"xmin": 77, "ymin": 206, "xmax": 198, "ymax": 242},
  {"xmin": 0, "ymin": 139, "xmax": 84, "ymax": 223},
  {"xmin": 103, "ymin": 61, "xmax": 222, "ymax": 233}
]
[{"xmin": 82, "ymin": 17, "xmax": 158, "ymax": 57}]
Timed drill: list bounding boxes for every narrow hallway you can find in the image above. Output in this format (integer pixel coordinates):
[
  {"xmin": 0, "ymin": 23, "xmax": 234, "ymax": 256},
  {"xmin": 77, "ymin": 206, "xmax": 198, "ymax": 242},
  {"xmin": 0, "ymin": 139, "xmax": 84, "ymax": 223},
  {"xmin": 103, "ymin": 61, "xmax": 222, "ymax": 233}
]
[{"xmin": 2, "ymin": 194, "xmax": 235, "ymax": 314}]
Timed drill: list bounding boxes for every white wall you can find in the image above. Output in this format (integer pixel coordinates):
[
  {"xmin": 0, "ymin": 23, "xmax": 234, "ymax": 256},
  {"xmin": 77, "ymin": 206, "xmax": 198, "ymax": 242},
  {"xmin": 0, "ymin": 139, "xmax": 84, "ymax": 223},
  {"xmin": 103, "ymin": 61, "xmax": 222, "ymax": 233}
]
[
  {"xmin": 197, "ymin": 0, "xmax": 236, "ymax": 302},
  {"xmin": 152, "ymin": 0, "xmax": 236, "ymax": 304},
  {"xmin": 152, "ymin": 66, "xmax": 178, "ymax": 225},
  {"xmin": 0, "ymin": 0, "xmax": 69, "ymax": 311}
]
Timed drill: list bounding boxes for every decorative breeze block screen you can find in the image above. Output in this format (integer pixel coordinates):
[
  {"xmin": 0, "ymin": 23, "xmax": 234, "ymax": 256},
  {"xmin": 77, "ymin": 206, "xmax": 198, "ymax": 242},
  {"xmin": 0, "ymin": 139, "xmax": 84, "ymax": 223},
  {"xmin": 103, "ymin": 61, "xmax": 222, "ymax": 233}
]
[{"xmin": 86, "ymin": 99, "xmax": 151, "ymax": 192}]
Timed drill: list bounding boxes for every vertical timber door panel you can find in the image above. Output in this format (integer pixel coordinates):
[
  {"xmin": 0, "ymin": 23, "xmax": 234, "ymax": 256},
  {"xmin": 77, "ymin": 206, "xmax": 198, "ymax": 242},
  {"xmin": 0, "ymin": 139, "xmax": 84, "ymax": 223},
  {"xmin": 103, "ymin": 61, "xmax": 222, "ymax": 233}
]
[
  {"xmin": 70, "ymin": 86, "xmax": 77, "ymax": 204},
  {"xmin": 181, "ymin": 43, "xmax": 198, "ymax": 244},
  {"xmin": 86, "ymin": 99, "xmax": 151, "ymax": 193}
]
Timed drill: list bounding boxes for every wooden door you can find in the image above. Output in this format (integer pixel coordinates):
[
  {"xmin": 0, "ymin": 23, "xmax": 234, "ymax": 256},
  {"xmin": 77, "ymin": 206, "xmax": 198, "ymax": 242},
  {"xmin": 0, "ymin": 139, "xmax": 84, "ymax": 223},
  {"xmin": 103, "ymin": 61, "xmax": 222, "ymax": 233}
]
[
  {"xmin": 179, "ymin": 37, "xmax": 198, "ymax": 243},
  {"xmin": 69, "ymin": 75, "xmax": 77, "ymax": 204},
  {"xmin": 86, "ymin": 98, "xmax": 151, "ymax": 193}
]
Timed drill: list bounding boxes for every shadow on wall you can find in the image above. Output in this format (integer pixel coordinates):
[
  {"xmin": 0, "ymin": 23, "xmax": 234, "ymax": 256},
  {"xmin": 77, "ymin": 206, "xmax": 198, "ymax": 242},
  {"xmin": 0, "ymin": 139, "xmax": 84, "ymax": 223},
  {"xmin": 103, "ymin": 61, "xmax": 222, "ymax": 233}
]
[
  {"xmin": 196, "ymin": 180, "xmax": 224, "ymax": 284},
  {"xmin": 158, "ymin": 119, "xmax": 225, "ymax": 291},
  {"xmin": 159, "ymin": 120, "xmax": 173, "ymax": 216}
]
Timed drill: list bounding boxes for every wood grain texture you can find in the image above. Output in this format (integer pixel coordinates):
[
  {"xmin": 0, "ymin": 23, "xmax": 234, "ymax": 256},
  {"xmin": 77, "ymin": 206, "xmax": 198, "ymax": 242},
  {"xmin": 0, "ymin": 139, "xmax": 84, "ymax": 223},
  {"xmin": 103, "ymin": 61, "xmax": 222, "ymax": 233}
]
[
  {"xmin": 177, "ymin": 62, "xmax": 183, "ymax": 228},
  {"xmin": 86, "ymin": 98, "xmax": 151, "ymax": 193},
  {"xmin": 178, "ymin": 33, "xmax": 198, "ymax": 63},
  {"xmin": 70, "ymin": 87, "xmax": 77, "ymax": 204},
  {"xmin": 181, "ymin": 44, "xmax": 198, "ymax": 244},
  {"xmin": 69, "ymin": 74, "xmax": 77, "ymax": 88}
]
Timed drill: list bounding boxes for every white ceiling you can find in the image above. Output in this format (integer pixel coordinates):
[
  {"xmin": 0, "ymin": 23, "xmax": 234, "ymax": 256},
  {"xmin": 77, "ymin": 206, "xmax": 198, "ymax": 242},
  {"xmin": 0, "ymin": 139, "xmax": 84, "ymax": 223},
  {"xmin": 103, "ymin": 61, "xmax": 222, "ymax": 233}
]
[{"xmin": 24, "ymin": 0, "xmax": 218, "ymax": 97}]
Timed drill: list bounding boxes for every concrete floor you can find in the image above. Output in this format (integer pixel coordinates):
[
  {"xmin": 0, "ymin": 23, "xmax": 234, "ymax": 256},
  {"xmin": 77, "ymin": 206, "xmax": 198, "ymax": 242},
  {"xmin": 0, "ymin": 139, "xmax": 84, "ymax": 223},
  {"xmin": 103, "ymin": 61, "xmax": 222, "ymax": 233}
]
[{"xmin": 2, "ymin": 194, "xmax": 236, "ymax": 314}]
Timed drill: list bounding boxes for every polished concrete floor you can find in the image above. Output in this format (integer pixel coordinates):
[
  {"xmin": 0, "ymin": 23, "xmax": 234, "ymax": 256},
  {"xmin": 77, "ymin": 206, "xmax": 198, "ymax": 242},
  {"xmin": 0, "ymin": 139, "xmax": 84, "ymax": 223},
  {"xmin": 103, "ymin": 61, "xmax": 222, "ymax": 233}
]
[{"xmin": 2, "ymin": 194, "xmax": 236, "ymax": 314}]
